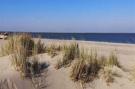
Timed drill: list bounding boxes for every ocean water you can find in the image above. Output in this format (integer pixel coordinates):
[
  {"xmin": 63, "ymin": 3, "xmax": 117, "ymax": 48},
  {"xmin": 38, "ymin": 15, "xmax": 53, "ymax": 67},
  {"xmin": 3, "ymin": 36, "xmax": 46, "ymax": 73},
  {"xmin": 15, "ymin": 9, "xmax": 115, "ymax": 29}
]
[
  {"xmin": 30, "ymin": 33, "xmax": 135, "ymax": 44},
  {"xmin": 4, "ymin": 32, "xmax": 135, "ymax": 44}
]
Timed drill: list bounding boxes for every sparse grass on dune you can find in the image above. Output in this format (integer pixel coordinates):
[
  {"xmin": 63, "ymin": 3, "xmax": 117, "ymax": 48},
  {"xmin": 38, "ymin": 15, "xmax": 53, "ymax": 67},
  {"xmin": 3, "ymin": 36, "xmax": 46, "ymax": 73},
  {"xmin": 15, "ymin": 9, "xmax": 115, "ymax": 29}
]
[
  {"xmin": 100, "ymin": 66, "xmax": 115, "ymax": 84},
  {"xmin": 1, "ymin": 33, "xmax": 47, "ymax": 56},
  {"xmin": 107, "ymin": 52, "xmax": 120, "ymax": 67},
  {"xmin": 18, "ymin": 34, "xmax": 35, "ymax": 57},
  {"xmin": 100, "ymin": 65, "xmax": 122, "ymax": 86},
  {"xmin": 11, "ymin": 43, "xmax": 29, "ymax": 77},
  {"xmin": 70, "ymin": 49, "xmax": 121, "ymax": 84},
  {"xmin": 11, "ymin": 42, "xmax": 41, "ymax": 77},
  {"xmin": 0, "ymin": 33, "xmax": 35, "ymax": 56},
  {"xmin": 55, "ymin": 42, "xmax": 80, "ymax": 69},
  {"xmin": 1, "ymin": 33, "xmax": 46, "ymax": 77},
  {"xmin": 61, "ymin": 43, "xmax": 69, "ymax": 51},
  {"xmin": 70, "ymin": 50, "xmax": 100, "ymax": 83},
  {"xmin": 62, "ymin": 42, "xmax": 79, "ymax": 65},
  {"xmin": 0, "ymin": 35, "xmax": 17, "ymax": 56},
  {"xmin": 55, "ymin": 59, "xmax": 63, "ymax": 69},
  {"xmin": 98, "ymin": 55, "xmax": 107, "ymax": 67},
  {"xmin": 99, "ymin": 53, "xmax": 120, "ymax": 68},
  {"xmin": 34, "ymin": 38, "xmax": 46, "ymax": 54},
  {"xmin": 47, "ymin": 43, "xmax": 62, "ymax": 58},
  {"xmin": 0, "ymin": 33, "xmax": 122, "ymax": 85}
]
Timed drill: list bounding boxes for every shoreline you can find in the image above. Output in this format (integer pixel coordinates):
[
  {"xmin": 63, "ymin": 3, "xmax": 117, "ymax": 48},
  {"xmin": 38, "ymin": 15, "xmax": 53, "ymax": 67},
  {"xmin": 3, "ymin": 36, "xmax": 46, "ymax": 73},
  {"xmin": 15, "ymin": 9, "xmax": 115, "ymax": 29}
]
[{"xmin": 40, "ymin": 38, "xmax": 135, "ymax": 46}]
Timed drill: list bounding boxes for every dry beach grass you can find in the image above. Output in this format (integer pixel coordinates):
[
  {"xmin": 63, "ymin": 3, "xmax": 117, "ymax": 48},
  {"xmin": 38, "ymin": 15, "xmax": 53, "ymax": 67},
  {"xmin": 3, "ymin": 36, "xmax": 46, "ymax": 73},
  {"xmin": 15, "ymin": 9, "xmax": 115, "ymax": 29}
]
[{"xmin": 0, "ymin": 34, "xmax": 135, "ymax": 89}]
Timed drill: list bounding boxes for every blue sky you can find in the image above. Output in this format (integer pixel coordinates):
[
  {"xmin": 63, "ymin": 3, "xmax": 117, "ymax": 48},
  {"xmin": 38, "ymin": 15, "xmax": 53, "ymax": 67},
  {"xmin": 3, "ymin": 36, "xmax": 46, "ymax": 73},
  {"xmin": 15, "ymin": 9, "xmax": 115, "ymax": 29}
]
[{"xmin": 0, "ymin": 0, "xmax": 135, "ymax": 32}]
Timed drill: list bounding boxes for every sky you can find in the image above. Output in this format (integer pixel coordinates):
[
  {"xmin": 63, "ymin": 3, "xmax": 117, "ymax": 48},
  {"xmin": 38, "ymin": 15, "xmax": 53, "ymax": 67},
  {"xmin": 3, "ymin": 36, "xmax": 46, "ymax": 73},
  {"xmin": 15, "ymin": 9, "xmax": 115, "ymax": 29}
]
[{"xmin": 0, "ymin": 0, "xmax": 135, "ymax": 33}]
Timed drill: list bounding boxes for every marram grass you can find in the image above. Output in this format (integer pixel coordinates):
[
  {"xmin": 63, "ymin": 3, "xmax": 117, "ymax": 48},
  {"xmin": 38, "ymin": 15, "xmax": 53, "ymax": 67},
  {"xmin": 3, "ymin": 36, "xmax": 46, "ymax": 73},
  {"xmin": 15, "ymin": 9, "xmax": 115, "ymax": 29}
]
[
  {"xmin": 55, "ymin": 42, "xmax": 80, "ymax": 69},
  {"xmin": 2, "ymin": 33, "xmax": 46, "ymax": 77},
  {"xmin": 1, "ymin": 34, "xmax": 47, "ymax": 56},
  {"xmin": 47, "ymin": 43, "xmax": 61, "ymax": 58},
  {"xmin": 70, "ymin": 50, "xmax": 100, "ymax": 83},
  {"xmin": 70, "ymin": 49, "xmax": 120, "ymax": 84},
  {"xmin": 0, "ymin": 33, "xmax": 34, "ymax": 56}
]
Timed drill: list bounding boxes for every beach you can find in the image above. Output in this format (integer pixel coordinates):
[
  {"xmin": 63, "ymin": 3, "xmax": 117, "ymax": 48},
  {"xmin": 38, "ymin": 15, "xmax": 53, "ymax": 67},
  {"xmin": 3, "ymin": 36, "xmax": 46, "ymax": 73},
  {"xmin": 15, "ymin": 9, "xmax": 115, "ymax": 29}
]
[{"xmin": 0, "ymin": 39, "xmax": 135, "ymax": 89}]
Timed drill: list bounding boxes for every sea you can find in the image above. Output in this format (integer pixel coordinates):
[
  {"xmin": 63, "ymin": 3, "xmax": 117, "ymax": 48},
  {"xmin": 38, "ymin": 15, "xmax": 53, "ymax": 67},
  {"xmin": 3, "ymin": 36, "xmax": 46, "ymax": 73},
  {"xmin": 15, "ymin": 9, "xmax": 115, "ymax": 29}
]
[{"xmin": 2, "ymin": 32, "xmax": 135, "ymax": 44}]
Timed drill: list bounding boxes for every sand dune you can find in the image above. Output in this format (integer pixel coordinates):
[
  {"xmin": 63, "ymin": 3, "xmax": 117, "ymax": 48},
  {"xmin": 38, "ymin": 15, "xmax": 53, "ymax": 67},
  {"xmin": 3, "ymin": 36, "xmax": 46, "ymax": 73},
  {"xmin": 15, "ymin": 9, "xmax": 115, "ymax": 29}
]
[{"xmin": 0, "ymin": 39, "xmax": 135, "ymax": 89}]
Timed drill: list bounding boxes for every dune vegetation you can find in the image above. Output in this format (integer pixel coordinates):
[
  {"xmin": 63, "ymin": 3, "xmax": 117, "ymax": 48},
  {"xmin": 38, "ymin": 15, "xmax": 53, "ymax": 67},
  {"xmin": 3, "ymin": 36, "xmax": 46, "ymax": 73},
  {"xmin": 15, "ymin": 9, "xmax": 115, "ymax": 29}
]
[
  {"xmin": 55, "ymin": 42, "xmax": 79, "ymax": 69},
  {"xmin": 54, "ymin": 42, "xmax": 121, "ymax": 85},
  {"xmin": 0, "ymin": 33, "xmax": 123, "ymax": 88},
  {"xmin": 1, "ymin": 34, "xmax": 46, "ymax": 78}
]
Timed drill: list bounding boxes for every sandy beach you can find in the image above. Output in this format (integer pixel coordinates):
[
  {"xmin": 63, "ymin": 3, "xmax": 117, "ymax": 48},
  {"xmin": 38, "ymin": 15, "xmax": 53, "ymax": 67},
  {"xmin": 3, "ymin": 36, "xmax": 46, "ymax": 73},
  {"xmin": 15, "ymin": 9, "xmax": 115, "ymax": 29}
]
[{"xmin": 0, "ymin": 39, "xmax": 135, "ymax": 89}]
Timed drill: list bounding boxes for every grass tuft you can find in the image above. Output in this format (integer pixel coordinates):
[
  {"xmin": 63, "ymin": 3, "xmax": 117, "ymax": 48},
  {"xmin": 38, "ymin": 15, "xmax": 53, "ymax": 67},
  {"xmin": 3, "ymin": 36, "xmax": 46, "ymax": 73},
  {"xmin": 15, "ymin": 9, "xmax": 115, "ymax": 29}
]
[
  {"xmin": 101, "ymin": 66, "xmax": 114, "ymax": 84},
  {"xmin": 7, "ymin": 33, "xmax": 46, "ymax": 78},
  {"xmin": 35, "ymin": 38, "xmax": 46, "ymax": 54},
  {"xmin": 1, "ymin": 33, "xmax": 34, "ymax": 56},
  {"xmin": 70, "ymin": 49, "xmax": 120, "ymax": 84},
  {"xmin": 47, "ymin": 43, "xmax": 61, "ymax": 58},
  {"xmin": 107, "ymin": 52, "xmax": 120, "ymax": 67},
  {"xmin": 70, "ymin": 50, "xmax": 100, "ymax": 83},
  {"xmin": 11, "ymin": 43, "xmax": 29, "ymax": 77},
  {"xmin": 56, "ymin": 42, "xmax": 80, "ymax": 69},
  {"xmin": 55, "ymin": 59, "xmax": 63, "ymax": 69}
]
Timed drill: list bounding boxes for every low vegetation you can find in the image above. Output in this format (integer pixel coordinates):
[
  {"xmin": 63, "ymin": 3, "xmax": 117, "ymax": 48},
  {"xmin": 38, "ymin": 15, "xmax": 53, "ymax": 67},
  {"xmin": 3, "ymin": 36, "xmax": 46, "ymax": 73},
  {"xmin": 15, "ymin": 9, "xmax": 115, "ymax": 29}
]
[
  {"xmin": 107, "ymin": 52, "xmax": 120, "ymax": 67},
  {"xmin": 100, "ymin": 66, "xmax": 114, "ymax": 84},
  {"xmin": 0, "ymin": 35, "xmax": 17, "ymax": 56},
  {"xmin": 1, "ymin": 34, "xmax": 34, "ymax": 56},
  {"xmin": 11, "ymin": 44, "xmax": 28, "ymax": 77},
  {"xmin": 70, "ymin": 50, "xmax": 100, "ymax": 83},
  {"xmin": 0, "ymin": 33, "xmax": 47, "ymax": 77},
  {"xmin": 0, "ymin": 33, "xmax": 122, "ymax": 86},
  {"xmin": 1, "ymin": 34, "xmax": 46, "ymax": 56},
  {"xmin": 70, "ymin": 49, "xmax": 120, "ymax": 84},
  {"xmin": 46, "ymin": 43, "xmax": 61, "ymax": 58},
  {"xmin": 35, "ymin": 38, "xmax": 46, "ymax": 54},
  {"xmin": 11, "ymin": 42, "xmax": 40, "ymax": 77},
  {"xmin": 55, "ymin": 42, "xmax": 79, "ymax": 69}
]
